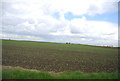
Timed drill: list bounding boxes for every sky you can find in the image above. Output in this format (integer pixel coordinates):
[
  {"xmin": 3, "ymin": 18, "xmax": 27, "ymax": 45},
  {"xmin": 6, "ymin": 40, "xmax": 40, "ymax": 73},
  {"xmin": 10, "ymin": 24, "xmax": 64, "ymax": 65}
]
[{"xmin": 0, "ymin": 0, "xmax": 119, "ymax": 47}]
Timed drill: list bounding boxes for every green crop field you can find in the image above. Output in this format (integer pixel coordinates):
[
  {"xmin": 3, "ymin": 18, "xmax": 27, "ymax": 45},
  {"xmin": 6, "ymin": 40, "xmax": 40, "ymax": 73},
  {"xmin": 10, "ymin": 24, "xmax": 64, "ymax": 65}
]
[{"xmin": 2, "ymin": 39, "xmax": 119, "ymax": 79}]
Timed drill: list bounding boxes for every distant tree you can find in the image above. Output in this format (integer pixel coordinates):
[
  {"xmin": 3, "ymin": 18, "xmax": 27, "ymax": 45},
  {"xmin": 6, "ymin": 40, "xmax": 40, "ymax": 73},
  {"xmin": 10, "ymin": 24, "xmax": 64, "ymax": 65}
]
[{"xmin": 66, "ymin": 42, "xmax": 71, "ymax": 44}]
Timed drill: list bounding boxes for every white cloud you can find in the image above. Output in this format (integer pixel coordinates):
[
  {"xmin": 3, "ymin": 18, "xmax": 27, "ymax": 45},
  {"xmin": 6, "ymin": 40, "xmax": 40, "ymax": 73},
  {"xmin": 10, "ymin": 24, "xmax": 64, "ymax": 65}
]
[
  {"xmin": 52, "ymin": 16, "xmax": 118, "ymax": 41},
  {"xmin": 1, "ymin": 33, "xmax": 45, "ymax": 41},
  {"xmin": 1, "ymin": 0, "xmax": 119, "ymax": 46},
  {"xmin": 2, "ymin": 0, "xmax": 118, "ymax": 16}
]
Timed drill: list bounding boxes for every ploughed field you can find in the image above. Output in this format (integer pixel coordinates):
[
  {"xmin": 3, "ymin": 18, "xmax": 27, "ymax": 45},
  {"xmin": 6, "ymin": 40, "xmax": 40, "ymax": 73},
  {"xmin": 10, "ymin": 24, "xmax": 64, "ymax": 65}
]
[{"xmin": 2, "ymin": 40, "xmax": 118, "ymax": 73}]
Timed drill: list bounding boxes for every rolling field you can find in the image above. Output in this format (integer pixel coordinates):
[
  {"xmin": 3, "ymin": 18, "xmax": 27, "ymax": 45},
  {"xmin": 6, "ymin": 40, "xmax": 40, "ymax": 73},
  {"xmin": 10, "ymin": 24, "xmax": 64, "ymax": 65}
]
[{"xmin": 2, "ymin": 39, "xmax": 119, "ymax": 79}]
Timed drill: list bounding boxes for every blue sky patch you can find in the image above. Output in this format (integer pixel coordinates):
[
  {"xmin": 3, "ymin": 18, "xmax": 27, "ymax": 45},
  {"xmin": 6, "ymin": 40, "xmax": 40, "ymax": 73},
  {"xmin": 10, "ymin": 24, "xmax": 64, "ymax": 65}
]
[
  {"xmin": 52, "ymin": 12, "xmax": 60, "ymax": 19},
  {"xmin": 64, "ymin": 11, "xmax": 118, "ymax": 24},
  {"xmin": 85, "ymin": 12, "xmax": 118, "ymax": 24},
  {"xmin": 64, "ymin": 12, "xmax": 82, "ymax": 20}
]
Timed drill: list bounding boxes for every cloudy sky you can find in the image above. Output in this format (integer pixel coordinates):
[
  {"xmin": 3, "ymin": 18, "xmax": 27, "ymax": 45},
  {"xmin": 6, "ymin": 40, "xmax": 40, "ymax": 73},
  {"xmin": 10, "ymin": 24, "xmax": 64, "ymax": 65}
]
[{"xmin": 0, "ymin": 0, "xmax": 119, "ymax": 46}]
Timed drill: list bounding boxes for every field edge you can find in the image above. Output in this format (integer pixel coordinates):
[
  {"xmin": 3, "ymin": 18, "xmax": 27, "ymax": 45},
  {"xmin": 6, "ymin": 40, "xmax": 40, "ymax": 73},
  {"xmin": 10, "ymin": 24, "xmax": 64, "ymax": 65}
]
[{"xmin": 2, "ymin": 66, "xmax": 119, "ymax": 79}]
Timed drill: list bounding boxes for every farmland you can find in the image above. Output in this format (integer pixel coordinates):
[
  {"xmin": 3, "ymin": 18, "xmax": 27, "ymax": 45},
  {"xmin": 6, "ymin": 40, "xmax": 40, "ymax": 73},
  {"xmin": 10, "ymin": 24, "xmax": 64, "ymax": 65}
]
[{"xmin": 2, "ymin": 39, "xmax": 119, "ymax": 79}]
